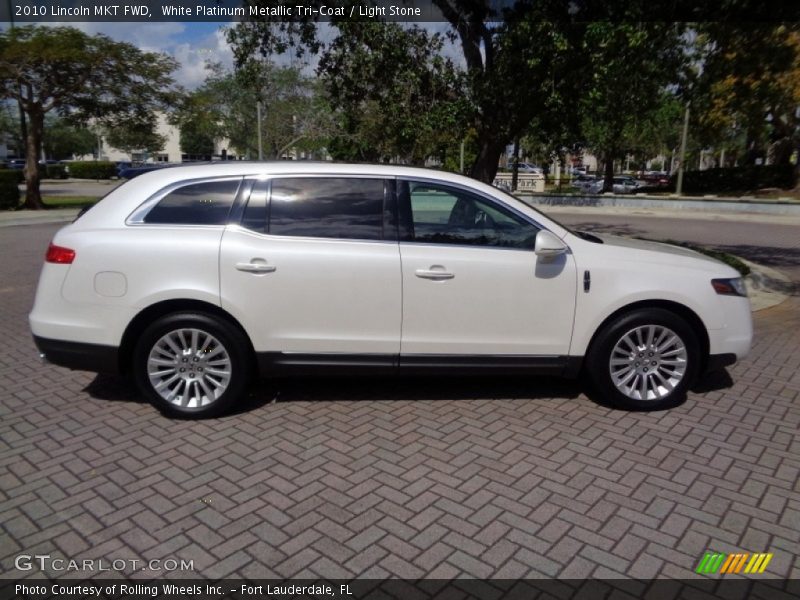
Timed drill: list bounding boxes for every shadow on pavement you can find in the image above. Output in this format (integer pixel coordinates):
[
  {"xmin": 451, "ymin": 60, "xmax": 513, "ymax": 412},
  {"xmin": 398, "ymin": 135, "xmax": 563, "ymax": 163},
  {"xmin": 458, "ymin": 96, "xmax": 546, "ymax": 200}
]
[
  {"xmin": 83, "ymin": 370, "xmax": 736, "ymax": 417},
  {"xmin": 562, "ymin": 221, "xmax": 648, "ymax": 237},
  {"xmin": 692, "ymin": 368, "xmax": 735, "ymax": 394},
  {"xmin": 710, "ymin": 243, "xmax": 800, "ymax": 269}
]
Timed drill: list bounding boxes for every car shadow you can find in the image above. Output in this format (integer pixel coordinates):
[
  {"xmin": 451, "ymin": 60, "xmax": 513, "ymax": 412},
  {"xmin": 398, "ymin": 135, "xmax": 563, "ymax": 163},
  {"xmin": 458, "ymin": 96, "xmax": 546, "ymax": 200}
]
[
  {"xmin": 235, "ymin": 374, "xmax": 588, "ymax": 415},
  {"xmin": 83, "ymin": 370, "xmax": 732, "ymax": 417},
  {"xmin": 691, "ymin": 368, "xmax": 735, "ymax": 394},
  {"xmin": 83, "ymin": 372, "xmax": 589, "ymax": 416}
]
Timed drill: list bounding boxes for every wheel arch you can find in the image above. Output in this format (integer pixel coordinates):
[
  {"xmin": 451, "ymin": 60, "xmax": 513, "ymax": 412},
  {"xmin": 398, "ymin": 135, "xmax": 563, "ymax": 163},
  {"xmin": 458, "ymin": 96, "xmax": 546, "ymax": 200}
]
[
  {"xmin": 584, "ymin": 299, "xmax": 710, "ymax": 371},
  {"xmin": 118, "ymin": 299, "xmax": 256, "ymax": 374}
]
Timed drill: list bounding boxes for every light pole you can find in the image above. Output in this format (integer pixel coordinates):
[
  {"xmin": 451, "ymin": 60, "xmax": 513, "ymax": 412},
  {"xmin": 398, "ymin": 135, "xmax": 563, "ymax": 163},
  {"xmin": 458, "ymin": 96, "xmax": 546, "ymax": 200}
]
[
  {"xmin": 676, "ymin": 103, "xmax": 690, "ymax": 196},
  {"xmin": 256, "ymin": 101, "xmax": 263, "ymax": 161}
]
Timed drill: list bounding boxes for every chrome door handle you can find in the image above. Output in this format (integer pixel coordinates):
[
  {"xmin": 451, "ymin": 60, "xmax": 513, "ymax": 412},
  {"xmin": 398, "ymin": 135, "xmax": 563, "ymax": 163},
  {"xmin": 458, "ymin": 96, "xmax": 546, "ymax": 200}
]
[
  {"xmin": 415, "ymin": 268, "xmax": 454, "ymax": 280},
  {"xmin": 235, "ymin": 261, "xmax": 276, "ymax": 274}
]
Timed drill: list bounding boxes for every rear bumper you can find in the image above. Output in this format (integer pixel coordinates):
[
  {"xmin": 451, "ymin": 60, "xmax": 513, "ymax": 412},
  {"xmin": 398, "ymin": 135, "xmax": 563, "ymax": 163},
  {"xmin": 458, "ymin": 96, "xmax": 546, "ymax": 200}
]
[{"xmin": 33, "ymin": 336, "xmax": 119, "ymax": 374}]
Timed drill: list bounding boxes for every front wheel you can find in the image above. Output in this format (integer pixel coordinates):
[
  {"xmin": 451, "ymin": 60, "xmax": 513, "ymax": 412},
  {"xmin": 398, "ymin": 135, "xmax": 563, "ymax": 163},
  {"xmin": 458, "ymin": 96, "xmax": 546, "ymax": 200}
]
[
  {"xmin": 133, "ymin": 312, "xmax": 251, "ymax": 418},
  {"xmin": 586, "ymin": 308, "xmax": 701, "ymax": 410}
]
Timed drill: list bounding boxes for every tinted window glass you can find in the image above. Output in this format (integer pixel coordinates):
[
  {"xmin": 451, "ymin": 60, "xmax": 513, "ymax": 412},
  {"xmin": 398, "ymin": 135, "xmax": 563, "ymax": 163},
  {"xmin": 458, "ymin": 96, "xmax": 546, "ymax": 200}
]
[
  {"xmin": 241, "ymin": 180, "xmax": 268, "ymax": 233},
  {"xmin": 403, "ymin": 181, "xmax": 538, "ymax": 249},
  {"xmin": 269, "ymin": 178, "xmax": 384, "ymax": 240},
  {"xmin": 145, "ymin": 179, "xmax": 240, "ymax": 225}
]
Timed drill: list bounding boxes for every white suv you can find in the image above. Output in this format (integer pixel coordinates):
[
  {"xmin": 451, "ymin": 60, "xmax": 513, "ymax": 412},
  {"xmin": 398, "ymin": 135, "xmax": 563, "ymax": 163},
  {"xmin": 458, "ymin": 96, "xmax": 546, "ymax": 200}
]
[{"xmin": 30, "ymin": 163, "xmax": 752, "ymax": 417}]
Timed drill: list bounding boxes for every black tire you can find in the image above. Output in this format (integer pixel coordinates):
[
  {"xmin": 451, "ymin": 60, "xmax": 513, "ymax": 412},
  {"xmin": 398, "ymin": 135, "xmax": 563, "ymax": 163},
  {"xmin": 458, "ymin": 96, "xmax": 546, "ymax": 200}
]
[
  {"xmin": 133, "ymin": 312, "xmax": 251, "ymax": 418},
  {"xmin": 586, "ymin": 308, "xmax": 701, "ymax": 410}
]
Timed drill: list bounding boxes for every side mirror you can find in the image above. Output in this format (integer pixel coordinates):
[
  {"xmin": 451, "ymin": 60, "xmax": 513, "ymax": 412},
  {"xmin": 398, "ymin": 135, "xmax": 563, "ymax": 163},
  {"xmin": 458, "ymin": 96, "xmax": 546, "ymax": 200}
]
[{"xmin": 534, "ymin": 230, "xmax": 568, "ymax": 257}]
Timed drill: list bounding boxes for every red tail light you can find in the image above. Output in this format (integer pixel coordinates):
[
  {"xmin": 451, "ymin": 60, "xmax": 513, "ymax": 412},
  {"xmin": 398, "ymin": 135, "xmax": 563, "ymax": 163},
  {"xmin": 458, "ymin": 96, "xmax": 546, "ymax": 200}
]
[{"xmin": 45, "ymin": 243, "xmax": 75, "ymax": 264}]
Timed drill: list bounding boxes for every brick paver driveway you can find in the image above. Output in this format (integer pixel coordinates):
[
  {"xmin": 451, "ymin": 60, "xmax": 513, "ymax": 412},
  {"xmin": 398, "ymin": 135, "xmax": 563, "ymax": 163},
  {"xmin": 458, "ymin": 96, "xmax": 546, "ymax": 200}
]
[{"xmin": 1, "ymin": 222, "xmax": 798, "ymax": 580}]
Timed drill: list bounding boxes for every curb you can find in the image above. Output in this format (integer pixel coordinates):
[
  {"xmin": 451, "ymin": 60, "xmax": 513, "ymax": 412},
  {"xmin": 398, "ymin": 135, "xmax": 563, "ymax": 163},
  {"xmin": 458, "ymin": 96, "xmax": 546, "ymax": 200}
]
[
  {"xmin": 0, "ymin": 209, "xmax": 79, "ymax": 228},
  {"xmin": 521, "ymin": 193, "xmax": 800, "ymax": 216}
]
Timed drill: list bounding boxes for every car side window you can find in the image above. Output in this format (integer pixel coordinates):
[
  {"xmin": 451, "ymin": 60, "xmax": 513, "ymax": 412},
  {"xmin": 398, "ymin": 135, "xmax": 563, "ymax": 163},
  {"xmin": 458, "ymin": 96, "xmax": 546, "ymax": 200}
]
[
  {"xmin": 268, "ymin": 177, "xmax": 384, "ymax": 241},
  {"xmin": 402, "ymin": 181, "xmax": 539, "ymax": 249},
  {"xmin": 144, "ymin": 179, "xmax": 241, "ymax": 225}
]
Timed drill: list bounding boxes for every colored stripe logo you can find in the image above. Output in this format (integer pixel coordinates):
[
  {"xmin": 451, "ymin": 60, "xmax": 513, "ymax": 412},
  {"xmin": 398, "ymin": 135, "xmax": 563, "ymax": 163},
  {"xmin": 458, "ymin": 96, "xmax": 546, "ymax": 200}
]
[{"xmin": 696, "ymin": 552, "xmax": 773, "ymax": 574}]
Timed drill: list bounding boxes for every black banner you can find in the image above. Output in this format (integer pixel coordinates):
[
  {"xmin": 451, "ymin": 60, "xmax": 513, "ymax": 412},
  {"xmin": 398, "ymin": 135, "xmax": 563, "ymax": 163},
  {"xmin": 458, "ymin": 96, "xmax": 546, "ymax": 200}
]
[
  {"xmin": 3, "ymin": 0, "xmax": 800, "ymax": 23},
  {"xmin": 2, "ymin": 580, "xmax": 800, "ymax": 600}
]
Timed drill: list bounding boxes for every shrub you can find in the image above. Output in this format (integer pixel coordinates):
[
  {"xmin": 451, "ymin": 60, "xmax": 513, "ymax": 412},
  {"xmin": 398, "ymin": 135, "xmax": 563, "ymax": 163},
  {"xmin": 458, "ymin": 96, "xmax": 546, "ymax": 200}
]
[
  {"xmin": 66, "ymin": 161, "xmax": 117, "ymax": 179},
  {"xmin": 43, "ymin": 164, "xmax": 69, "ymax": 179},
  {"xmin": 670, "ymin": 164, "xmax": 796, "ymax": 194},
  {"xmin": 0, "ymin": 170, "xmax": 21, "ymax": 210}
]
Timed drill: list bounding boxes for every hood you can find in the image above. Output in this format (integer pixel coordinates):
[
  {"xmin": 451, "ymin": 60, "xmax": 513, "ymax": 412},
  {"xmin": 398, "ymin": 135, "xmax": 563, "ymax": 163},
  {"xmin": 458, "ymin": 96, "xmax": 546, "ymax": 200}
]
[{"xmin": 591, "ymin": 233, "xmax": 728, "ymax": 267}]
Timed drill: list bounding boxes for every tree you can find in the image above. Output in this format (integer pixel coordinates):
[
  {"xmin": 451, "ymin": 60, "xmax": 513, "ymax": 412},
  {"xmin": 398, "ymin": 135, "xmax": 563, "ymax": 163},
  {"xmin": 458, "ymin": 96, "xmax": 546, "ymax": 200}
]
[
  {"xmin": 42, "ymin": 116, "xmax": 95, "ymax": 160},
  {"xmin": 693, "ymin": 24, "xmax": 800, "ymax": 179},
  {"xmin": 317, "ymin": 22, "xmax": 466, "ymax": 164},
  {"xmin": 227, "ymin": 1, "xmax": 583, "ymax": 182},
  {"xmin": 0, "ymin": 26, "xmax": 177, "ymax": 209},
  {"xmin": 174, "ymin": 61, "xmax": 332, "ymax": 160},
  {"xmin": 577, "ymin": 23, "xmax": 687, "ymax": 191},
  {"xmin": 170, "ymin": 86, "xmax": 222, "ymax": 157},
  {"xmin": 104, "ymin": 116, "xmax": 167, "ymax": 161}
]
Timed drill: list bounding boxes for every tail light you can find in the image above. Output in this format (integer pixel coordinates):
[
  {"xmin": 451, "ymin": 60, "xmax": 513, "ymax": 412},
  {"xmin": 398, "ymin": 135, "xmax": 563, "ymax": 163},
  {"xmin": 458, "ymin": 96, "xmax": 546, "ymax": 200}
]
[{"xmin": 45, "ymin": 243, "xmax": 75, "ymax": 264}]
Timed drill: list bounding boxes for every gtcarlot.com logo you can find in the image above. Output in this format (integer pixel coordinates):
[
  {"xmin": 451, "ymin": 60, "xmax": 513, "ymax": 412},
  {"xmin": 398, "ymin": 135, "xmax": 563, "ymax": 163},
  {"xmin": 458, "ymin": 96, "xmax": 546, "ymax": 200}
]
[
  {"xmin": 14, "ymin": 554, "xmax": 194, "ymax": 573},
  {"xmin": 696, "ymin": 551, "xmax": 773, "ymax": 575}
]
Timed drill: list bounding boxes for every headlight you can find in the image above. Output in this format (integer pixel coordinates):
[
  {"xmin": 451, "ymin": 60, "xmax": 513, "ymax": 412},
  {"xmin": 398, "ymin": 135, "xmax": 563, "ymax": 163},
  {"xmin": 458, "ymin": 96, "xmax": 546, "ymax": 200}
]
[{"xmin": 711, "ymin": 277, "xmax": 747, "ymax": 297}]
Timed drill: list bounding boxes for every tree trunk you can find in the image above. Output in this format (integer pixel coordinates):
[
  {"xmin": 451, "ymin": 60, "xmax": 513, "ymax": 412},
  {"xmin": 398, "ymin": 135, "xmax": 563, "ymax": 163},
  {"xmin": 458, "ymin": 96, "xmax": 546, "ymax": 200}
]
[
  {"xmin": 470, "ymin": 138, "xmax": 505, "ymax": 184},
  {"xmin": 602, "ymin": 154, "xmax": 614, "ymax": 192},
  {"xmin": 23, "ymin": 110, "xmax": 45, "ymax": 210}
]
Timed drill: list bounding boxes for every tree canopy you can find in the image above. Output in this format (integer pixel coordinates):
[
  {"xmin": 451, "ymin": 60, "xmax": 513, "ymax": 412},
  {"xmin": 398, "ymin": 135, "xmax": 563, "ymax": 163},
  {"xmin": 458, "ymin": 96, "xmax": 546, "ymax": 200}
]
[{"xmin": 0, "ymin": 25, "xmax": 177, "ymax": 208}]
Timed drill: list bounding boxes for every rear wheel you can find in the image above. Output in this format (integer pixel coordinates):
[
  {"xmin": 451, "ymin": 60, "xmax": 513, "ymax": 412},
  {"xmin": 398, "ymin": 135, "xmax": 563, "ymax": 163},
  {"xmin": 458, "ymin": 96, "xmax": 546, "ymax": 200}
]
[
  {"xmin": 586, "ymin": 308, "xmax": 701, "ymax": 410},
  {"xmin": 133, "ymin": 312, "xmax": 250, "ymax": 418}
]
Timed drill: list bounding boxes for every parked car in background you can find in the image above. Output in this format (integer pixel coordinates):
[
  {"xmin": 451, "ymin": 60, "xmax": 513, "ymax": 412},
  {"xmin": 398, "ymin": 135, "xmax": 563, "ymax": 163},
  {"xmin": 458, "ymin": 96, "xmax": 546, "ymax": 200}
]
[
  {"xmin": 639, "ymin": 171, "xmax": 671, "ymax": 187},
  {"xmin": 612, "ymin": 176, "xmax": 645, "ymax": 194},
  {"xmin": 571, "ymin": 174, "xmax": 600, "ymax": 192},
  {"xmin": 510, "ymin": 162, "xmax": 544, "ymax": 174},
  {"xmin": 7, "ymin": 159, "xmax": 25, "ymax": 170},
  {"xmin": 115, "ymin": 162, "xmax": 132, "ymax": 177},
  {"xmin": 119, "ymin": 163, "xmax": 174, "ymax": 179},
  {"xmin": 30, "ymin": 162, "xmax": 752, "ymax": 418}
]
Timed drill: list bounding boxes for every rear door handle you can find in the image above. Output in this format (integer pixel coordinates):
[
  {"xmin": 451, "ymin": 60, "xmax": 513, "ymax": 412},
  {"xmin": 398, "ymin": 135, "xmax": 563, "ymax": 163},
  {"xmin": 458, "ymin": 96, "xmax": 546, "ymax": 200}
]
[
  {"xmin": 236, "ymin": 261, "xmax": 276, "ymax": 274},
  {"xmin": 415, "ymin": 267, "xmax": 454, "ymax": 281}
]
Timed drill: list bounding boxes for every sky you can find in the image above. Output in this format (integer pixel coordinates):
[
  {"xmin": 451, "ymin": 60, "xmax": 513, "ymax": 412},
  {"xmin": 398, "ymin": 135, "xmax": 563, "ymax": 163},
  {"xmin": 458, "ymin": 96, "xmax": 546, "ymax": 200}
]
[
  {"xmin": 47, "ymin": 20, "xmax": 460, "ymax": 89},
  {"xmin": 62, "ymin": 22, "xmax": 236, "ymax": 88}
]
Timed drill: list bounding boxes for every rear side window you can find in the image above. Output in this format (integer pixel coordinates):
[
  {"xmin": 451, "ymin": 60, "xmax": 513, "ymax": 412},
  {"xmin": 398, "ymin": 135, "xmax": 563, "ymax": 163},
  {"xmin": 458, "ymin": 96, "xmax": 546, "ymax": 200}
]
[
  {"xmin": 269, "ymin": 177, "xmax": 384, "ymax": 240},
  {"xmin": 144, "ymin": 179, "xmax": 241, "ymax": 225}
]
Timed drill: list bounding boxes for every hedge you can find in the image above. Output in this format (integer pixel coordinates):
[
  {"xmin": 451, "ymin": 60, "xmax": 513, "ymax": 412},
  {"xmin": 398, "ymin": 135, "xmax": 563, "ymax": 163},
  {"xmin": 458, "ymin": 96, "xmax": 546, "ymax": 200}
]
[
  {"xmin": 66, "ymin": 161, "xmax": 117, "ymax": 179},
  {"xmin": 43, "ymin": 164, "xmax": 69, "ymax": 179},
  {"xmin": 0, "ymin": 170, "xmax": 21, "ymax": 210},
  {"xmin": 670, "ymin": 164, "xmax": 796, "ymax": 194}
]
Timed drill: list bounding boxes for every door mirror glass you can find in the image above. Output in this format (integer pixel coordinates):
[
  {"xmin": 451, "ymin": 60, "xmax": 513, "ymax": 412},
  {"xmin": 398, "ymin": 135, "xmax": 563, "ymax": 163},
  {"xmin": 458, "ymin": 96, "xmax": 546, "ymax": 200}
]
[{"xmin": 534, "ymin": 230, "xmax": 568, "ymax": 257}]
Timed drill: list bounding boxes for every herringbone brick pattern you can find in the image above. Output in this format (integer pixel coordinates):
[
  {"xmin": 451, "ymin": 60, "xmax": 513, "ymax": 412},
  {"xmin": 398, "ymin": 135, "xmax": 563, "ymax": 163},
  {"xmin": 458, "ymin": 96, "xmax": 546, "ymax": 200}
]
[{"xmin": 1, "ymin": 224, "xmax": 798, "ymax": 579}]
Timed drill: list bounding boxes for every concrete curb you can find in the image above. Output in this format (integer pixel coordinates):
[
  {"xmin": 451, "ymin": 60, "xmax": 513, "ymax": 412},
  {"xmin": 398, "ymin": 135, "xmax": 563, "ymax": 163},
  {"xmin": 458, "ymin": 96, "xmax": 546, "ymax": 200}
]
[
  {"xmin": 0, "ymin": 208, "xmax": 79, "ymax": 228},
  {"xmin": 522, "ymin": 193, "xmax": 800, "ymax": 216}
]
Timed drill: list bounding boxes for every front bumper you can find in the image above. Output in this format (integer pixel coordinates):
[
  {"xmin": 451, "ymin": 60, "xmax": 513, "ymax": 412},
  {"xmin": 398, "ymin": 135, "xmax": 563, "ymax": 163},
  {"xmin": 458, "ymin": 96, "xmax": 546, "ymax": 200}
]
[{"xmin": 33, "ymin": 336, "xmax": 120, "ymax": 374}]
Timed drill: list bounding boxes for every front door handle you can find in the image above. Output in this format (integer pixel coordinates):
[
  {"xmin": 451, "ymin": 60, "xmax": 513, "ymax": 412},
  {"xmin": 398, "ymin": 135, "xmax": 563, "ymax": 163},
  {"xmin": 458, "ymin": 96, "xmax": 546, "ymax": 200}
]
[
  {"xmin": 236, "ymin": 260, "xmax": 276, "ymax": 274},
  {"xmin": 415, "ymin": 267, "xmax": 454, "ymax": 281}
]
